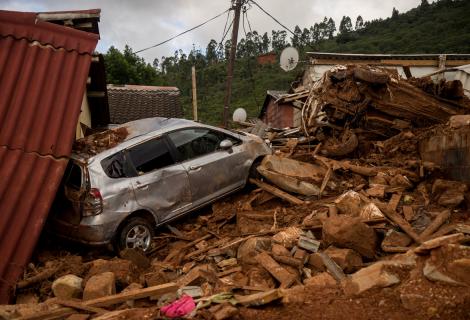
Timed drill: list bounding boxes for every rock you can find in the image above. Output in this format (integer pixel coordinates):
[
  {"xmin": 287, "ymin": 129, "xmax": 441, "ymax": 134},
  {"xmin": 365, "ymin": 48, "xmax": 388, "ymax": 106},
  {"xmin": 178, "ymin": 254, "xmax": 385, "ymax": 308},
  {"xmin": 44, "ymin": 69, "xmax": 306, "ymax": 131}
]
[
  {"xmin": 293, "ymin": 248, "xmax": 308, "ymax": 262},
  {"xmin": 359, "ymin": 203, "xmax": 384, "ymax": 220},
  {"xmin": 307, "ymin": 253, "xmax": 325, "ymax": 271},
  {"xmin": 304, "ymin": 272, "xmax": 336, "ymax": 288},
  {"xmin": 119, "ymin": 248, "xmax": 150, "ymax": 269},
  {"xmin": 400, "ymin": 293, "xmax": 427, "ymax": 311},
  {"xmin": 246, "ymin": 267, "xmax": 276, "ymax": 289},
  {"xmin": 422, "ymin": 260, "xmax": 461, "ymax": 286},
  {"xmin": 272, "ymin": 227, "xmax": 303, "ymax": 249},
  {"xmin": 217, "ymin": 258, "xmax": 238, "ymax": 269},
  {"xmin": 51, "ymin": 274, "xmax": 83, "ymax": 299},
  {"xmin": 86, "ymin": 258, "xmax": 139, "ymax": 287},
  {"xmin": 343, "ymin": 262, "xmax": 400, "ymax": 295},
  {"xmin": 382, "ymin": 229, "xmax": 412, "ymax": 248},
  {"xmin": 366, "ymin": 185, "xmax": 386, "ymax": 198},
  {"xmin": 432, "ymin": 179, "xmax": 468, "ymax": 207},
  {"xmin": 271, "ymin": 244, "xmax": 291, "ymax": 256},
  {"xmin": 389, "ymin": 174, "xmax": 413, "ymax": 189},
  {"xmin": 210, "ymin": 303, "xmax": 239, "ymax": 320},
  {"xmin": 324, "ymin": 246, "xmax": 363, "ymax": 273},
  {"xmin": 322, "ymin": 216, "xmax": 377, "ymax": 259},
  {"xmin": 447, "ymin": 258, "xmax": 470, "ymax": 285},
  {"xmin": 334, "ymin": 190, "xmax": 363, "ymax": 216},
  {"xmin": 237, "ymin": 237, "xmax": 272, "ymax": 264},
  {"xmin": 83, "ymin": 272, "xmax": 116, "ymax": 300}
]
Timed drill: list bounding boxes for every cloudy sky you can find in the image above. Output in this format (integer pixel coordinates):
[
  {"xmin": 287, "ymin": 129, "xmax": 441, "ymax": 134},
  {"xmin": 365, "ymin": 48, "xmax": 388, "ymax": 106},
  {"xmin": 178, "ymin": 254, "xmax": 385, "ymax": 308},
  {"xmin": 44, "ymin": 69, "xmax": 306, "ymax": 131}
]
[{"xmin": 2, "ymin": 0, "xmax": 424, "ymax": 62}]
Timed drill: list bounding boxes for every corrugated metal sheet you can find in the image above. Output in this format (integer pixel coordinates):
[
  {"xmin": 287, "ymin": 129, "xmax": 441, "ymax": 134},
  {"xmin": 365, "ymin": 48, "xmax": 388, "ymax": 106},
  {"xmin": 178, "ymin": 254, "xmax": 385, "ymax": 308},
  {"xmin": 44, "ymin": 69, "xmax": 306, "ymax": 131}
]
[
  {"xmin": 0, "ymin": 10, "xmax": 98, "ymax": 303},
  {"xmin": 107, "ymin": 84, "xmax": 183, "ymax": 124}
]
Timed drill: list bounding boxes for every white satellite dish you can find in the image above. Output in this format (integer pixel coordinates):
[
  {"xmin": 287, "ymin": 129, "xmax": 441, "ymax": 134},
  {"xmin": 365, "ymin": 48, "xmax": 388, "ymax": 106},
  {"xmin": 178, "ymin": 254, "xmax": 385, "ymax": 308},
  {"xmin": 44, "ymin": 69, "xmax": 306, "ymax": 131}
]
[
  {"xmin": 233, "ymin": 108, "xmax": 247, "ymax": 122},
  {"xmin": 280, "ymin": 47, "xmax": 299, "ymax": 71}
]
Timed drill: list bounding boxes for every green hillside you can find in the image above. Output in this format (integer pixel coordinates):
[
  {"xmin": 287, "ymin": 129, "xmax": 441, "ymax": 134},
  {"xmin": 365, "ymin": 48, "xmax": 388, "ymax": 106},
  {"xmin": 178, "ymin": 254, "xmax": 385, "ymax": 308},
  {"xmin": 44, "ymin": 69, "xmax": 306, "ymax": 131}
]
[{"xmin": 103, "ymin": 0, "xmax": 470, "ymax": 125}]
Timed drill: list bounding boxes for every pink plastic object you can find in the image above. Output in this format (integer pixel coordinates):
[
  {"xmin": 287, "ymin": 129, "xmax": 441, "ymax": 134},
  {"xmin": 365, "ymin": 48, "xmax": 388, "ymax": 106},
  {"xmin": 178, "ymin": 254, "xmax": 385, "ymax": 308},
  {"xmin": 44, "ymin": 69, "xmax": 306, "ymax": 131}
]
[{"xmin": 161, "ymin": 294, "xmax": 196, "ymax": 318}]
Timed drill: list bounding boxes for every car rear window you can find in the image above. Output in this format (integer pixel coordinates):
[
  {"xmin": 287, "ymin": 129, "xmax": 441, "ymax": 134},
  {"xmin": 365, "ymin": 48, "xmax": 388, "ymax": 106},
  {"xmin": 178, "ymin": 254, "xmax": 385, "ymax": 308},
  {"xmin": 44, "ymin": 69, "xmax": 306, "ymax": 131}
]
[{"xmin": 64, "ymin": 161, "xmax": 82, "ymax": 190}]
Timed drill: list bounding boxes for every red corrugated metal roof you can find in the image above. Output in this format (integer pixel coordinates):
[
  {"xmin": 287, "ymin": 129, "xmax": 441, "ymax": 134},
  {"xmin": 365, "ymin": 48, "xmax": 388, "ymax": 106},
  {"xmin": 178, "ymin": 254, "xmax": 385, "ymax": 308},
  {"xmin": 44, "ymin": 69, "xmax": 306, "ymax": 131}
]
[{"xmin": 0, "ymin": 10, "xmax": 98, "ymax": 303}]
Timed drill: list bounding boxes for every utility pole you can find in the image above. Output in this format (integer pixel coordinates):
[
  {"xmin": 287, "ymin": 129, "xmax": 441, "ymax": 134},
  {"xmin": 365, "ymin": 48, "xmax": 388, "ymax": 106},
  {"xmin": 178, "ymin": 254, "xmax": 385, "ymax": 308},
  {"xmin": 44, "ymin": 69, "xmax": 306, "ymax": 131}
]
[
  {"xmin": 191, "ymin": 66, "xmax": 198, "ymax": 121},
  {"xmin": 222, "ymin": 0, "xmax": 242, "ymax": 128}
]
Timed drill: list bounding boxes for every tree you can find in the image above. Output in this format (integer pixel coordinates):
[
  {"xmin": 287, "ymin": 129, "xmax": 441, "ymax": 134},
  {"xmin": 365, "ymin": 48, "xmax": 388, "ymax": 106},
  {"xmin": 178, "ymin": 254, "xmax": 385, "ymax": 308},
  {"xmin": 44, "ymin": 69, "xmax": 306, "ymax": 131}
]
[
  {"xmin": 261, "ymin": 32, "xmax": 270, "ymax": 53},
  {"xmin": 355, "ymin": 15, "xmax": 364, "ymax": 30},
  {"xmin": 420, "ymin": 0, "xmax": 430, "ymax": 9},
  {"xmin": 291, "ymin": 25, "xmax": 302, "ymax": 48},
  {"xmin": 327, "ymin": 18, "xmax": 336, "ymax": 39},
  {"xmin": 152, "ymin": 58, "xmax": 159, "ymax": 70},
  {"xmin": 392, "ymin": 7, "xmax": 399, "ymax": 18},
  {"xmin": 206, "ymin": 39, "xmax": 218, "ymax": 64},
  {"xmin": 310, "ymin": 23, "xmax": 321, "ymax": 43},
  {"xmin": 272, "ymin": 30, "xmax": 287, "ymax": 52},
  {"xmin": 301, "ymin": 28, "xmax": 311, "ymax": 46},
  {"xmin": 339, "ymin": 16, "xmax": 353, "ymax": 34}
]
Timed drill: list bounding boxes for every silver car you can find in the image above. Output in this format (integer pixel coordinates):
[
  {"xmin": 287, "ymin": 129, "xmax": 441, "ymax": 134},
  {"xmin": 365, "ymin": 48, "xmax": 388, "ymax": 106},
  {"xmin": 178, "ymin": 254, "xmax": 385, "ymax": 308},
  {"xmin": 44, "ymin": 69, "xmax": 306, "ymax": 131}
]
[{"xmin": 49, "ymin": 117, "xmax": 271, "ymax": 252}]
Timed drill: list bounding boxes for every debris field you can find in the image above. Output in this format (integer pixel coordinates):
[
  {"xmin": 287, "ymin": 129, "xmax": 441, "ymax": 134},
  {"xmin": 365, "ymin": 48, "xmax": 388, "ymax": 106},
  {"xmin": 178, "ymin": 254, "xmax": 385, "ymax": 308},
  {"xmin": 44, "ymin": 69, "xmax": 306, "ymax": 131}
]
[{"xmin": 4, "ymin": 65, "xmax": 470, "ymax": 320}]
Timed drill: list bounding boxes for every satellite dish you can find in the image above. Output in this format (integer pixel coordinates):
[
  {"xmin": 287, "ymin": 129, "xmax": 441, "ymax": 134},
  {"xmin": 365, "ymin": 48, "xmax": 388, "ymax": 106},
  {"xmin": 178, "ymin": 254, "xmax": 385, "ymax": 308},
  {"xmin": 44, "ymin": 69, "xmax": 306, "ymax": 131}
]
[
  {"xmin": 280, "ymin": 47, "xmax": 299, "ymax": 71},
  {"xmin": 233, "ymin": 108, "xmax": 247, "ymax": 122}
]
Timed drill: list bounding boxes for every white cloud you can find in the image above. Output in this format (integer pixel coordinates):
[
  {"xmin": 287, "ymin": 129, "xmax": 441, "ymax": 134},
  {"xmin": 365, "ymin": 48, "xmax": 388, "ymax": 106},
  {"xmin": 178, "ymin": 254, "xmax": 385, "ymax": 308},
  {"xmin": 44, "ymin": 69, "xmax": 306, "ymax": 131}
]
[{"xmin": 1, "ymin": 0, "xmax": 423, "ymax": 62}]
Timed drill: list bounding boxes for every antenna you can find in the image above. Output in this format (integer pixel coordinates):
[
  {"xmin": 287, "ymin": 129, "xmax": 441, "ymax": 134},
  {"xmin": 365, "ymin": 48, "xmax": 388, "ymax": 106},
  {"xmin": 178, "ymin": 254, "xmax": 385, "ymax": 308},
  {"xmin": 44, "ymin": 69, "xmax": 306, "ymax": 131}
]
[{"xmin": 280, "ymin": 47, "xmax": 299, "ymax": 72}]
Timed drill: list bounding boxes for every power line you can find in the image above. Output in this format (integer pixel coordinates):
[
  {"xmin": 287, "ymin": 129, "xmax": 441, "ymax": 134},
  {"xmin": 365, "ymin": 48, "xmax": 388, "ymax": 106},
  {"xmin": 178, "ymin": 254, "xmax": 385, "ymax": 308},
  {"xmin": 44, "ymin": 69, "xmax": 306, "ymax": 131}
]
[
  {"xmin": 249, "ymin": 0, "xmax": 295, "ymax": 36},
  {"xmin": 135, "ymin": 8, "xmax": 230, "ymax": 54}
]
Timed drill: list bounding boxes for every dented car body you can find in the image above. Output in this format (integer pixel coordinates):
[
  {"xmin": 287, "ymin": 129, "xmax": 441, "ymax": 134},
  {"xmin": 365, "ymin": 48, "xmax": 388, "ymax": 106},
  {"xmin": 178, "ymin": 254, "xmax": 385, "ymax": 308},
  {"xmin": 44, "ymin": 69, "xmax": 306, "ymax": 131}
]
[{"xmin": 49, "ymin": 117, "xmax": 271, "ymax": 251}]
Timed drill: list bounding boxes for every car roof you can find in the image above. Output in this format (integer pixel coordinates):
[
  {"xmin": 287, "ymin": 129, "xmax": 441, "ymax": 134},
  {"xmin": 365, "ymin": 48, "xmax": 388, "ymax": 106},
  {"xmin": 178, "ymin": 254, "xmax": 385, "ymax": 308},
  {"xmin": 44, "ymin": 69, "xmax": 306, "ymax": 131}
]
[
  {"xmin": 71, "ymin": 117, "xmax": 248, "ymax": 163},
  {"xmin": 72, "ymin": 117, "xmax": 205, "ymax": 161}
]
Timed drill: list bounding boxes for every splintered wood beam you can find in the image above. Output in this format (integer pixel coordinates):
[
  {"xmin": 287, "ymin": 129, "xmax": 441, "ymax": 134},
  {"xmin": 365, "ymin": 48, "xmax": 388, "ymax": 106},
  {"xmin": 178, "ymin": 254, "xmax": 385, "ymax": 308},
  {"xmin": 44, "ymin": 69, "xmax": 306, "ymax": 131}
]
[{"xmin": 249, "ymin": 178, "xmax": 304, "ymax": 205}]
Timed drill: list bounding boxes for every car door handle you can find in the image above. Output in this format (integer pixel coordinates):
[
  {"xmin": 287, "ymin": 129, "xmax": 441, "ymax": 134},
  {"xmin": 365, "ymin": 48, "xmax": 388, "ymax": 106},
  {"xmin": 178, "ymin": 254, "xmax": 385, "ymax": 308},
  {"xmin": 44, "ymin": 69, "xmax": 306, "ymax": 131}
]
[
  {"xmin": 189, "ymin": 165, "xmax": 202, "ymax": 171},
  {"xmin": 136, "ymin": 184, "xmax": 149, "ymax": 190}
]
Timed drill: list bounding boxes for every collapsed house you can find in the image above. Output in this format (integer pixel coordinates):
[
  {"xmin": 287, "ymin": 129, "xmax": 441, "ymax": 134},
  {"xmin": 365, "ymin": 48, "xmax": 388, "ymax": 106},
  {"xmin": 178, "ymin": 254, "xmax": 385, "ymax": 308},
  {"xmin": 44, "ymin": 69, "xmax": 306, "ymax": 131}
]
[{"xmin": 4, "ymin": 62, "xmax": 470, "ymax": 319}]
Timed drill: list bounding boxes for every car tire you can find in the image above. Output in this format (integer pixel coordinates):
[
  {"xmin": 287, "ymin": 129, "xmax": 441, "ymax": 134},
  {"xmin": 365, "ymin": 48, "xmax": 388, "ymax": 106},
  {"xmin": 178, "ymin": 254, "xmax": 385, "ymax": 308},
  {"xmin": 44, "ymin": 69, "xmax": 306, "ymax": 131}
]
[{"xmin": 116, "ymin": 217, "xmax": 154, "ymax": 253}]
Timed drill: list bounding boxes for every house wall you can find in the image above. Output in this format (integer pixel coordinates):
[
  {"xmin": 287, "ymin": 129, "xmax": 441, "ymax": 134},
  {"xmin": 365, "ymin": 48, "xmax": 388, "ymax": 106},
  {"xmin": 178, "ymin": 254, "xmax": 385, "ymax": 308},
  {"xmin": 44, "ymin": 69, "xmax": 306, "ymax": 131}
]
[
  {"xmin": 76, "ymin": 92, "xmax": 92, "ymax": 139},
  {"xmin": 257, "ymin": 53, "xmax": 277, "ymax": 65},
  {"xmin": 261, "ymin": 98, "xmax": 294, "ymax": 128}
]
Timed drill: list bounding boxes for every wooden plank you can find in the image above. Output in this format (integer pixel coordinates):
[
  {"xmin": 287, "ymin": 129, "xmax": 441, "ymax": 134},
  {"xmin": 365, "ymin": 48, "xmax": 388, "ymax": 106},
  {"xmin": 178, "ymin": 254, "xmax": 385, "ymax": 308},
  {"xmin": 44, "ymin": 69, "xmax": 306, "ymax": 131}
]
[
  {"xmin": 249, "ymin": 178, "xmax": 304, "ymax": 205},
  {"xmin": 255, "ymin": 252, "xmax": 297, "ymax": 288},
  {"xmin": 376, "ymin": 202, "xmax": 422, "ymax": 244},
  {"xmin": 319, "ymin": 252, "xmax": 346, "ymax": 282},
  {"xmin": 419, "ymin": 210, "xmax": 451, "ymax": 241},
  {"xmin": 53, "ymin": 299, "xmax": 107, "ymax": 315},
  {"xmin": 20, "ymin": 283, "xmax": 178, "ymax": 320}
]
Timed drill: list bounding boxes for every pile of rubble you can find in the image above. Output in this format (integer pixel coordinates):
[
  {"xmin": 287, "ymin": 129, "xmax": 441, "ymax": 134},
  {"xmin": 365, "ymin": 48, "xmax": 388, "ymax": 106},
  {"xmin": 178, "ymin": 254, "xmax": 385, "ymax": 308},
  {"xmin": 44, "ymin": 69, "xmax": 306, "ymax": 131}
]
[{"xmin": 3, "ymin": 65, "xmax": 470, "ymax": 319}]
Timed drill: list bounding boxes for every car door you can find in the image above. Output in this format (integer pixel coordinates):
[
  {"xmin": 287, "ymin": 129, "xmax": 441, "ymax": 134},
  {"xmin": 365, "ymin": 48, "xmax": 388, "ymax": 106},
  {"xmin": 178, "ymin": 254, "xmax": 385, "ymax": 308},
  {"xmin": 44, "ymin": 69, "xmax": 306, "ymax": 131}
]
[
  {"xmin": 127, "ymin": 135, "xmax": 192, "ymax": 223},
  {"xmin": 167, "ymin": 127, "xmax": 246, "ymax": 207}
]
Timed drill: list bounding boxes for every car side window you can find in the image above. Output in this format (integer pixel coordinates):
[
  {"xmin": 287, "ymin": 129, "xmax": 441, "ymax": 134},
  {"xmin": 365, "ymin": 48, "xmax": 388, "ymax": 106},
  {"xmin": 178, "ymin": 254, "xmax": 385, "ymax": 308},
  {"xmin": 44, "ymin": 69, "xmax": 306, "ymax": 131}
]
[
  {"xmin": 127, "ymin": 137, "xmax": 175, "ymax": 175},
  {"xmin": 168, "ymin": 128, "xmax": 226, "ymax": 162}
]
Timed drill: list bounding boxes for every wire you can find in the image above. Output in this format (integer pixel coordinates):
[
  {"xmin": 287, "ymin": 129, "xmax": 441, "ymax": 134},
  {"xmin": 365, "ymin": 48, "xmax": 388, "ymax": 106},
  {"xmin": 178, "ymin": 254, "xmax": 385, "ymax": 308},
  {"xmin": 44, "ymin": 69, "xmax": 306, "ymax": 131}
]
[
  {"xmin": 249, "ymin": 0, "xmax": 295, "ymax": 36},
  {"xmin": 135, "ymin": 8, "xmax": 230, "ymax": 54},
  {"xmin": 221, "ymin": 9, "xmax": 231, "ymax": 42}
]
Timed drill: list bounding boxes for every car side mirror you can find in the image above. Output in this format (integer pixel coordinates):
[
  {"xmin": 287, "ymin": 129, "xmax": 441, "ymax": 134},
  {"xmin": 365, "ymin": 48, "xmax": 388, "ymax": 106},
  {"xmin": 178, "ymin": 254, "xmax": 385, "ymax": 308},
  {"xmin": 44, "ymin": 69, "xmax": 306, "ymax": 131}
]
[{"xmin": 219, "ymin": 139, "xmax": 233, "ymax": 150}]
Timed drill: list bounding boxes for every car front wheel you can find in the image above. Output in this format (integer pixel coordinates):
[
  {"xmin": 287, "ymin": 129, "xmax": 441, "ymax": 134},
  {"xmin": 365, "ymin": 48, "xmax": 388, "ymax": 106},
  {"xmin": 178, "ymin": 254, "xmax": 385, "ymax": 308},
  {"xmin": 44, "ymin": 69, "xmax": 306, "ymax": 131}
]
[{"xmin": 116, "ymin": 217, "xmax": 154, "ymax": 252}]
